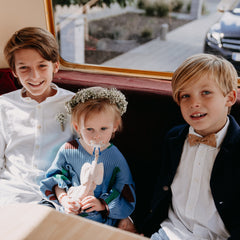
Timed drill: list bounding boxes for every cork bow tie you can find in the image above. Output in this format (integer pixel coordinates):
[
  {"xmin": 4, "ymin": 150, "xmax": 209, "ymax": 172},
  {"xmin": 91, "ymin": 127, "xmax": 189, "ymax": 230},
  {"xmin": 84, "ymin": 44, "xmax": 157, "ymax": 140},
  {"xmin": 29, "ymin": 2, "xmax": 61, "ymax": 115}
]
[{"xmin": 188, "ymin": 133, "xmax": 216, "ymax": 148}]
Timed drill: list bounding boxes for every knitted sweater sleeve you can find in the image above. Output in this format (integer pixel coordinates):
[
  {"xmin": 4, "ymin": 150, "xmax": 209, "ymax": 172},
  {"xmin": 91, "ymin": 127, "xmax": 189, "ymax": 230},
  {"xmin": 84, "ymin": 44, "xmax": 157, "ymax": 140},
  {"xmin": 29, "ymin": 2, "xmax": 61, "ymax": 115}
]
[
  {"xmin": 99, "ymin": 147, "xmax": 136, "ymax": 220},
  {"xmin": 0, "ymin": 104, "xmax": 6, "ymax": 171},
  {"xmin": 40, "ymin": 144, "xmax": 74, "ymax": 204}
]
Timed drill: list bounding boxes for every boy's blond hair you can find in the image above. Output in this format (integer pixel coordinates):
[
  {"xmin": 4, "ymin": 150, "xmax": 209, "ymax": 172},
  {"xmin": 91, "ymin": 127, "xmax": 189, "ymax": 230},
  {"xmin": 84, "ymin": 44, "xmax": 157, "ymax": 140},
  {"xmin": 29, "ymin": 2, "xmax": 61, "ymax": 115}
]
[
  {"xmin": 172, "ymin": 53, "xmax": 238, "ymax": 105},
  {"xmin": 4, "ymin": 27, "xmax": 59, "ymax": 73}
]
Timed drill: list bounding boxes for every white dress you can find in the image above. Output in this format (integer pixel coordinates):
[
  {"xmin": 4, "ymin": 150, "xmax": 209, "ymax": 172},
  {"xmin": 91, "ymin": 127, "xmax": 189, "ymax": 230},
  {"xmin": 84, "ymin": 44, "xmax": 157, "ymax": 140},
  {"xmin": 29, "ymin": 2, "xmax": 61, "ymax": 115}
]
[{"xmin": 0, "ymin": 84, "xmax": 74, "ymax": 205}]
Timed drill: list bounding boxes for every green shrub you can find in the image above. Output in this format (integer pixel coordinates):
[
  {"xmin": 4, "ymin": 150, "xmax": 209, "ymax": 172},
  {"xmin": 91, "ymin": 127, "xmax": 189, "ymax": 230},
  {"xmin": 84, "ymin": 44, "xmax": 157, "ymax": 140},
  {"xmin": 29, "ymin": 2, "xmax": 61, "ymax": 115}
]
[
  {"xmin": 186, "ymin": 1, "xmax": 191, "ymax": 12},
  {"xmin": 145, "ymin": 5, "xmax": 155, "ymax": 16},
  {"xmin": 201, "ymin": 3, "xmax": 207, "ymax": 15},
  {"xmin": 137, "ymin": 0, "xmax": 145, "ymax": 9},
  {"xmin": 141, "ymin": 29, "xmax": 152, "ymax": 38},
  {"xmin": 155, "ymin": 2, "xmax": 169, "ymax": 17},
  {"xmin": 172, "ymin": 0, "xmax": 183, "ymax": 12}
]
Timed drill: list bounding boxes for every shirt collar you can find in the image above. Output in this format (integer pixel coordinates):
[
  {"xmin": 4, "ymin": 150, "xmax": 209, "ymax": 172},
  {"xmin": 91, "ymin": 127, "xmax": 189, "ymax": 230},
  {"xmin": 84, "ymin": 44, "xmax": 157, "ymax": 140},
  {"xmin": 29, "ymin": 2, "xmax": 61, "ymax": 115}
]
[
  {"xmin": 189, "ymin": 117, "xmax": 229, "ymax": 148},
  {"xmin": 21, "ymin": 83, "xmax": 59, "ymax": 104}
]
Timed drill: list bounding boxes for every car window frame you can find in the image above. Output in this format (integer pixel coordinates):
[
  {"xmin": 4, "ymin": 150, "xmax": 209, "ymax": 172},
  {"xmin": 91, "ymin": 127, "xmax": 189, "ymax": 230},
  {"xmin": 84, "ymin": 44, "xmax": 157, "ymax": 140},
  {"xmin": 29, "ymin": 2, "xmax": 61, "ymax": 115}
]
[{"xmin": 43, "ymin": 0, "xmax": 173, "ymax": 80}]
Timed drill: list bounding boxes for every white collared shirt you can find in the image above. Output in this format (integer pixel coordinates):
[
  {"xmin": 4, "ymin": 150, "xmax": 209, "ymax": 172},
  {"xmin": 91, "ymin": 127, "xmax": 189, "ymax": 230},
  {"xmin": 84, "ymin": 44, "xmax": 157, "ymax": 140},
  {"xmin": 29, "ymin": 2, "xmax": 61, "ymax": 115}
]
[
  {"xmin": 0, "ymin": 84, "xmax": 74, "ymax": 205},
  {"xmin": 161, "ymin": 118, "xmax": 230, "ymax": 240}
]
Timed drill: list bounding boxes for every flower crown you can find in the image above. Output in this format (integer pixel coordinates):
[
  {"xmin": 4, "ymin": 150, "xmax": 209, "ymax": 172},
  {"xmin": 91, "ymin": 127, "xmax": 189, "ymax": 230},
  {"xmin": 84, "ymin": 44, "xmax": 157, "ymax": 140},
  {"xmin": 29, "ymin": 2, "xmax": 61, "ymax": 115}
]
[{"xmin": 65, "ymin": 87, "xmax": 128, "ymax": 115}]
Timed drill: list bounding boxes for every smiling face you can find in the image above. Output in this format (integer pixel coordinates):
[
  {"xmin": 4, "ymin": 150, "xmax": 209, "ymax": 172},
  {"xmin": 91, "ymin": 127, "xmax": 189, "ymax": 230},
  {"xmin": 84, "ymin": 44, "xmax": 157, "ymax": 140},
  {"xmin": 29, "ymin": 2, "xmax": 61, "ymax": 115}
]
[
  {"xmin": 179, "ymin": 75, "xmax": 236, "ymax": 136},
  {"xmin": 73, "ymin": 108, "xmax": 119, "ymax": 153},
  {"xmin": 13, "ymin": 48, "xmax": 59, "ymax": 103}
]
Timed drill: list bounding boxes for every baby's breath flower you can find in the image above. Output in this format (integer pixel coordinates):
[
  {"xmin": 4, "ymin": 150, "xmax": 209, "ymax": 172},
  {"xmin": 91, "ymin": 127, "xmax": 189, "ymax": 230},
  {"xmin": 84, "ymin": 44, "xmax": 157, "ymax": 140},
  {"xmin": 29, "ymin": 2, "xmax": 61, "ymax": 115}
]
[
  {"xmin": 56, "ymin": 112, "xmax": 66, "ymax": 131},
  {"xmin": 65, "ymin": 87, "xmax": 128, "ymax": 115}
]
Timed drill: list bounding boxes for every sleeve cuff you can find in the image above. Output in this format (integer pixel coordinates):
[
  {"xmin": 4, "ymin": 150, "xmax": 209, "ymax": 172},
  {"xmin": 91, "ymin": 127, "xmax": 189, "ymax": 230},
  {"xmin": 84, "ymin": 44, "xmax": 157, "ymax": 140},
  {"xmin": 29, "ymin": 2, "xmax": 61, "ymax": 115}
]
[{"xmin": 98, "ymin": 198, "xmax": 110, "ymax": 219}]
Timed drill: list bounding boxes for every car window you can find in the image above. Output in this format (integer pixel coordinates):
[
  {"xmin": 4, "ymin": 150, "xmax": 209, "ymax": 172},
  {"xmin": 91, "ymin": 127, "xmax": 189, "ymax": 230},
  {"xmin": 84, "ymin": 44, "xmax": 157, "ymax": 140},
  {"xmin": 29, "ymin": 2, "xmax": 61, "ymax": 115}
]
[{"xmin": 49, "ymin": 0, "xmax": 232, "ymax": 78}]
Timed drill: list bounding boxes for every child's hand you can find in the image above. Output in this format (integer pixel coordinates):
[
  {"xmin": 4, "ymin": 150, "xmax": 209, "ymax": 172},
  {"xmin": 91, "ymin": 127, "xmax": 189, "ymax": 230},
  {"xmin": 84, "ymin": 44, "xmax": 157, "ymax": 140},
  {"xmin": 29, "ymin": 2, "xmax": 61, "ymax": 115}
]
[
  {"xmin": 58, "ymin": 193, "xmax": 81, "ymax": 214},
  {"xmin": 81, "ymin": 196, "xmax": 105, "ymax": 212},
  {"xmin": 118, "ymin": 217, "xmax": 138, "ymax": 233}
]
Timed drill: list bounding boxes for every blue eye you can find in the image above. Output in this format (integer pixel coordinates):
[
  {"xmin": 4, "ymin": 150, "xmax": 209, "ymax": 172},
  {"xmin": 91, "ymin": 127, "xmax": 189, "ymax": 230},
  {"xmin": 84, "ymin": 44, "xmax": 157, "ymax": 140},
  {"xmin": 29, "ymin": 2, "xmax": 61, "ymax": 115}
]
[
  {"xmin": 203, "ymin": 91, "xmax": 211, "ymax": 95},
  {"xmin": 86, "ymin": 128, "xmax": 93, "ymax": 131},
  {"xmin": 181, "ymin": 94, "xmax": 189, "ymax": 99},
  {"xmin": 101, "ymin": 127, "xmax": 107, "ymax": 131}
]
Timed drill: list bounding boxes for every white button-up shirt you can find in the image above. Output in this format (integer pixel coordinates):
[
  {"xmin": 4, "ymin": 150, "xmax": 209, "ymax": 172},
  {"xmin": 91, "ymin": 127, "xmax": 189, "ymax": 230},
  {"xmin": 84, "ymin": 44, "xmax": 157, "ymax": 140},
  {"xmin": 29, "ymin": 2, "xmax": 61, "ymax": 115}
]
[
  {"xmin": 161, "ymin": 119, "xmax": 230, "ymax": 240},
  {"xmin": 0, "ymin": 84, "xmax": 74, "ymax": 205}
]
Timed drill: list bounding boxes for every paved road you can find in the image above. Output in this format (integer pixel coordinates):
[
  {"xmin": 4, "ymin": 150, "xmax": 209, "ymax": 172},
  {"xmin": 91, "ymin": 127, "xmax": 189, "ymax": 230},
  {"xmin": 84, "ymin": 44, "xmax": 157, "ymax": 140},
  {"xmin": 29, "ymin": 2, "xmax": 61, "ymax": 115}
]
[{"xmin": 101, "ymin": 1, "xmax": 222, "ymax": 72}]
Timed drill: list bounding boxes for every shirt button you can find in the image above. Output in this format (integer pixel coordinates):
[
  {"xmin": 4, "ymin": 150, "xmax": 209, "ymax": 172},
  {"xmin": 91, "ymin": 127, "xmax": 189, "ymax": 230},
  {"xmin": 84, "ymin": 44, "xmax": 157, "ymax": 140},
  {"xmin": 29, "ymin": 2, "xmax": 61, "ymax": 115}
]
[
  {"xmin": 37, "ymin": 125, "xmax": 41, "ymax": 129},
  {"xmin": 163, "ymin": 186, "xmax": 169, "ymax": 191}
]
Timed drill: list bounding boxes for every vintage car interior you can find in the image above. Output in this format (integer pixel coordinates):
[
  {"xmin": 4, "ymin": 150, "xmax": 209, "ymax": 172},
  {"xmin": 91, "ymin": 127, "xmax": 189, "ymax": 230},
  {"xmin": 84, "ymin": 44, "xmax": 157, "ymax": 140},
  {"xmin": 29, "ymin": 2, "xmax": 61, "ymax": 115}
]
[{"xmin": 0, "ymin": 0, "xmax": 240, "ymax": 239}]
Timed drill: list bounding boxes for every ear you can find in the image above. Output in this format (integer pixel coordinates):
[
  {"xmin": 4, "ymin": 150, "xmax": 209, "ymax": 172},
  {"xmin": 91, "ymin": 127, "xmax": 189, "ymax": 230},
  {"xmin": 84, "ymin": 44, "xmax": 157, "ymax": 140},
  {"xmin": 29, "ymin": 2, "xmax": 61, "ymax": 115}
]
[
  {"xmin": 72, "ymin": 121, "xmax": 79, "ymax": 133},
  {"xmin": 12, "ymin": 70, "xmax": 18, "ymax": 78},
  {"xmin": 113, "ymin": 120, "xmax": 120, "ymax": 132},
  {"xmin": 226, "ymin": 90, "xmax": 237, "ymax": 107},
  {"xmin": 53, "ymin": 61, "xmax": 60, "ymax": 74}
]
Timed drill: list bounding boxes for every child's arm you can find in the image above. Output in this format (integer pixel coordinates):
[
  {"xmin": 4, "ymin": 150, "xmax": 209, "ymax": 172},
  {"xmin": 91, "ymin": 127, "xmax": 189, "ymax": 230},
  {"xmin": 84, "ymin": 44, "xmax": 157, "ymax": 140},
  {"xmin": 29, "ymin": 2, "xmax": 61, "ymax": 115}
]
[
  {"xmin": 0, "ymin": 117, "xmax": 6, "ymax": 172},
  {"xmin": 55, "ymin": 185, "xmax": 80, "ymax": 214},
  {"xmin": 97, "ymin": 156, "xmax": 136, "ymax": 220},
  {"xmin": 40, "ymin": 143, "xmax": 78, "ymax": 205},
  {"xmin": 0, "ymin": 133, "xmax": 5, "ymax": 172},
  {"xmin": 99, "ymin": 183, "xmax": 136, "ymax": 219}
]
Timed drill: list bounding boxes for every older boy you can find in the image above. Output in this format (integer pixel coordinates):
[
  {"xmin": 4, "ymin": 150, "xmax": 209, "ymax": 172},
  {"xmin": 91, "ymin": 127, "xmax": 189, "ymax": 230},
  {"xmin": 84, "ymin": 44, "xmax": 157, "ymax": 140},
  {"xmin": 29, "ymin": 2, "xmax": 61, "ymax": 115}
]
[{"xmin": 0, "ymin": 27, "xmax": 74, "ymax": 205}]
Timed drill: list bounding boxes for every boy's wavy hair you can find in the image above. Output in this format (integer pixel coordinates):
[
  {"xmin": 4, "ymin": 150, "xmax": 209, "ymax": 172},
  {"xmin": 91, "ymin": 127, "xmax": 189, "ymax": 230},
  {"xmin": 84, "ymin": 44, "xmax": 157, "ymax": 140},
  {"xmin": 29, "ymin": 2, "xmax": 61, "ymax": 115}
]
[
  {"xmin": 4, "ymin": 27, "xmax": 59, "ymax": 73},
  {"xmin": 172, "ymin": 53, "xmax": 238, "ymax": 105}
]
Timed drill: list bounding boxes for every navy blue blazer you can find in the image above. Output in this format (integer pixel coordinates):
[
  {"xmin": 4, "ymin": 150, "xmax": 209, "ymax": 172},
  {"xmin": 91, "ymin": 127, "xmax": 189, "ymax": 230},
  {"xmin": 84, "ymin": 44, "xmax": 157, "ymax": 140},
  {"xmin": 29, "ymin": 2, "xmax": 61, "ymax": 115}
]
[{"xmin": 138, "ymin": 115, "xmax": 240, "ymax": 239}]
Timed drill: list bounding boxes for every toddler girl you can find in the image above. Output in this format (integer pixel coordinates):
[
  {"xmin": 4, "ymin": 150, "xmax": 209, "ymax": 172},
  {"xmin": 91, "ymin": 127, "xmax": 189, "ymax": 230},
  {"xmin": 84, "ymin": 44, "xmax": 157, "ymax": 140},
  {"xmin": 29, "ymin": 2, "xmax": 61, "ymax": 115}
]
[{"xmin": 40, "ymin": 86, "xmax": 136, "ymax": 226}]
